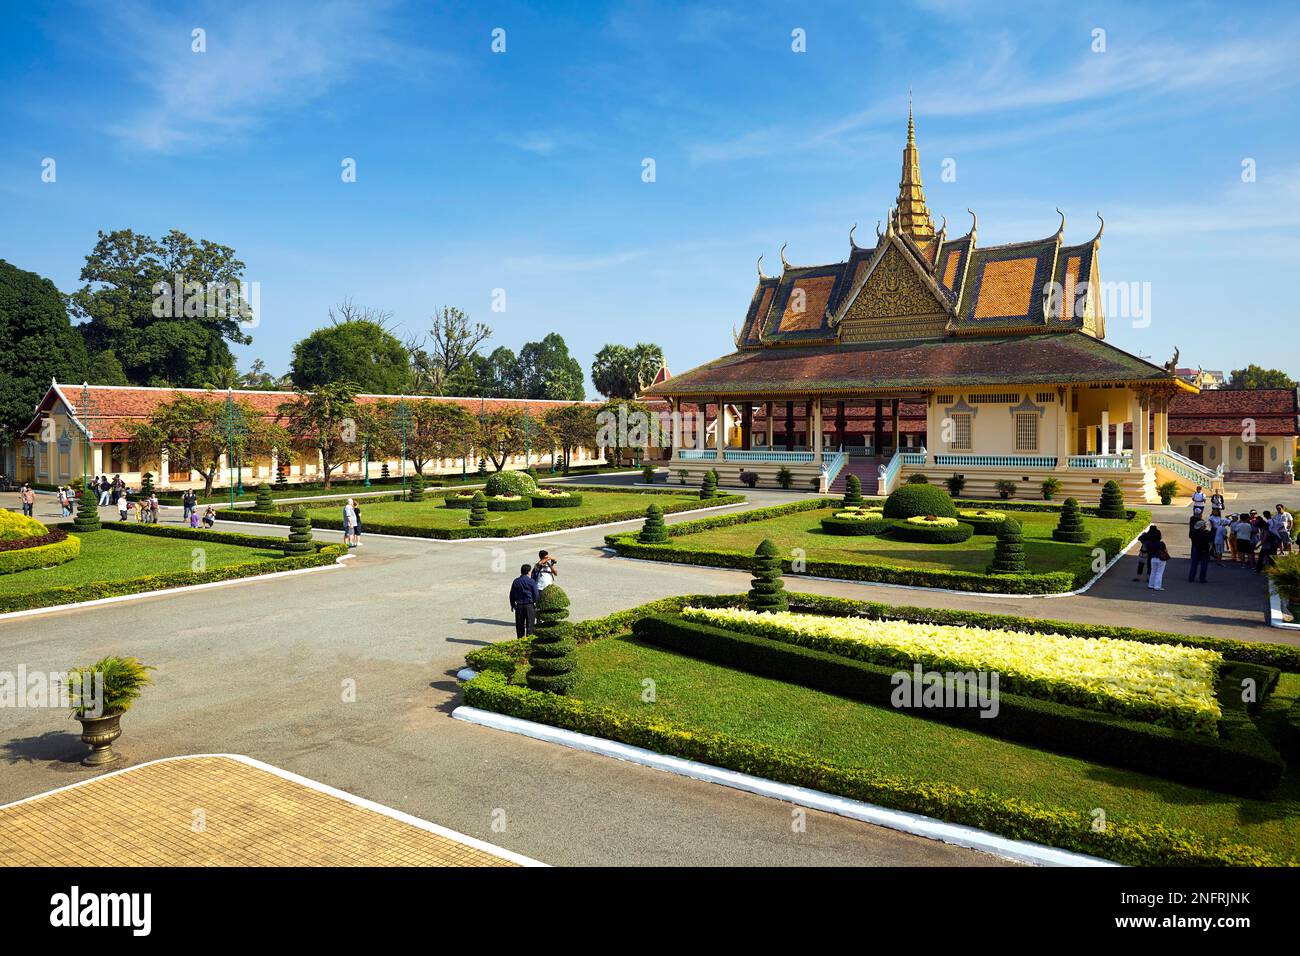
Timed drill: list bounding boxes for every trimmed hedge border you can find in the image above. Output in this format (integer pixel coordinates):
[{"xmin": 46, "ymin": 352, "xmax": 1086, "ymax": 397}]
[
  {"xmin": 820, "ymin": 515, "xmax": 892, "ymax": 536},
  {"xmin": 632, "ymin": 613, "xmax": 1284, "ymax": 795},
  {"xmin": 486, "ymin": 496, "xmax": 532, "ymax": 512},
  {"xmin": 221, "ymin": 490, "xmax": 745, "ymax": 540},
  {"xmin": 887, "ymin": 519, "xmax": 975, "ymax": 544},
  {"xmin": 604, "ymin": 497, "xmax": 1149, "ymax": 594},
  {"xmin": 0, "ymin": 532, "xmax": 80, "ymax": 575},
  {"xmin": 0, "ymin": 523, "xmax": 345, "ymax": 615},
  {"xmin": 530, "ymin": 493, "xmax": 584, "ymax": 508},
  {"xmin": 462, "ymin": 668, "xmax": 1287, "ymax": 866}
]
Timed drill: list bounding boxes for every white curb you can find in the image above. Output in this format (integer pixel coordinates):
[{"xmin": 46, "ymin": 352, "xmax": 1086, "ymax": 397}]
[
  {"xmin": 0, "ymin": 753, "xmax": 545, "ymax": 867},
  {"xmin": 1267, "ymin": 582, "xmax": 1300, "ymax": 630},
  {"xmin": 451, "ymin": 705, "xmax": 1117, "ymax": 867},
  {"xmin": 0, "ymin": 552, "xmax": 352, "ymax": 623}
]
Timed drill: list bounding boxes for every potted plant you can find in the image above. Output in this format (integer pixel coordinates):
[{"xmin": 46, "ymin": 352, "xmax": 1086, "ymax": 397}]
[
  {"xmin": 66, "ymin": 656, "xmax": 154, "ymax": 767},
  {"xmin": 739, "ymin": 470, "xmax": 758, "ymax": 488},
  {"xmin": 995, "ymin": 479, "xmax": 1017, "ymax": 500},
  {"xmin": 906, "ymin": 473, "xmax": 930, "ymax": 484},
  {"xmin": 1157, "ymin": 480, "xmax": 1178, "ymax": 506},
  {"xmin": 945, "ymin": 474, "xmax": 966, "ymax": 497},
  {"xmin": 775, "ymin": 466, "xmax": 793, "ymax": 490},
  {"xmin": 676, "ymin": 469, "xmax": 689, "ymax": 485},
  {"xmin": 1040, "ymin": 477, "xmax": 1061, "ymax": 501}
]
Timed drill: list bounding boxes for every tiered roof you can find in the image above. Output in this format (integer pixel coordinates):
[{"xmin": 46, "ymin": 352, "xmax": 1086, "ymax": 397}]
[{"xmin": 1168, "ymin": 388, "xmax": 1300, "ymax": 437}]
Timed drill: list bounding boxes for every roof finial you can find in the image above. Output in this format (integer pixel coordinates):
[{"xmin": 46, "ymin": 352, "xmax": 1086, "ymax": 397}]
[
  {"xmin": 938, "ymin": 215, "xmax": 947, "ymax": 237},
  {"xmin": 1092, "ymin": 211, "xmax": 1105, "ymax": 243},
  {"xmin": 966, "ymin": 208, "xmax": 978, "ymax": 236},
  {"xmin": 907, "ymin": 88, "xmax": 915, "ymax": 145},
  {"xmin": 848, "ymin": 223, "xmax": 859, "ymax": 250},
  {"xmin": 779, "ymin": 242, "xmax": 791, "ymax": 270},
  {"xmin": 757, "ymin": 255, "xmax": 769, "ymax": 280},
  {"xmin": 1055, "ymin": 207, "xmax": 1066, "ymax": 238},
  {"xmin": 875, "ymin": 219, "xmax": 883, "ymax": 238}
]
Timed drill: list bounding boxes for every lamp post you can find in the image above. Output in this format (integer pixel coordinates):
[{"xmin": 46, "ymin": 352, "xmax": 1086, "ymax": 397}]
[
  {"xmin": 224, "ymin": 389, "xmax": 248, "ymax": 508},
  {"xmin": 396, "ymin": 398, "xmax": 410, "ymax": 498},
  {"xmin": 79, "ymin": 382, "xmax": 96, "ymax": 492}
]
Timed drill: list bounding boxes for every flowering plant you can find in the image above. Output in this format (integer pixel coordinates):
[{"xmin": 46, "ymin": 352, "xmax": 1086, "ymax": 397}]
[{"xmin": 903, "ymin": 515, "xmax": 958, "ymax": 528}]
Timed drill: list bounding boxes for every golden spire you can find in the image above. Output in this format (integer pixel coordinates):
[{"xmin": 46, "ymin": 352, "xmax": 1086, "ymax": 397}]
[{"xmin": 895, "ymin": 93, "xmax": 936, "ymax": 239}]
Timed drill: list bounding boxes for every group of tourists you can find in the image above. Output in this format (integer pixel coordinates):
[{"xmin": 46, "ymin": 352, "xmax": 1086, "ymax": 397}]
[
  {"xmin": 509, "ymin": 550, "xmax": 559, "ymax": 636},
  {"xmin": 1137, "ymin": 487, "xmax": 1294, "ymax": 590},
  {"xmin": 119, "ymin": 492, "xmax": 161, "ymax": 523},
  {"xmin": 18, "ymin": 483, "xmax": 36, "ymax": 516},
  {"xmin": 343, "ymin": 499, "xmax": 363, "ymax": 548}
]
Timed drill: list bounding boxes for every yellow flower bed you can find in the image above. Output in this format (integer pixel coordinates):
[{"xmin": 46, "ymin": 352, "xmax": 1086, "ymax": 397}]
[
  {"xmin": 834, "ymin": 509, "xmax": 884, "ymax": 520},
  {"xmin": 682, "ymin": 607, "xmax": 1223, "ymax": 734},
  {"xmin": 959, "ymin": 509, "xmax": 1006, "ymax": 521},
  {"xmin": 902, "ymin": 515, "xmax": 959, "ymax": 528}
]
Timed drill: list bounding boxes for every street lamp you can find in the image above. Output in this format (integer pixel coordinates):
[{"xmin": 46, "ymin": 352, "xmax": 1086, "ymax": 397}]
[{"xmin": 396, "ymin": 398, "xmax": 410, "ymax": 497}]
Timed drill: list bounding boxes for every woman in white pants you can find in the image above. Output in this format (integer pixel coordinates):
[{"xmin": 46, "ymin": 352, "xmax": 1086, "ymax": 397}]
[{"xmin": 1147, "ymin": 536, "xmax": 1170, "ymax": 591}]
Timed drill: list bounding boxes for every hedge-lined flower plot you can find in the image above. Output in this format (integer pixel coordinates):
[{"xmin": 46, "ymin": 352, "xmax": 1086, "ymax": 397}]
[{"xmin": 683, "ymin": 607, "xmax": 1222, "ymax": 733}]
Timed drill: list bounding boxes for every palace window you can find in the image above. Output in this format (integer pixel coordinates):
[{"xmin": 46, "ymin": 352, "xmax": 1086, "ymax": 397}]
[
  {"xmin": 969, "ymin": 393, "xmax": 1020, "ymax": 405},
  {"xmin": 1015, "ymin": 413, "xmax": 1039, "ymax": 452},
  {"xmin": 951, "ymin": 414, "xmax": 972, "ymax": 450}
]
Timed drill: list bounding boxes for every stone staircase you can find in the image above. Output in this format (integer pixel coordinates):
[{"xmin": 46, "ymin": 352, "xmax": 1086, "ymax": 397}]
[
  {"xmin": 1224, "ymin": 471, "xmax": 1294, "ymax": 484},
  {"xmin": 829, "ymin": 457, "xmax": 885, "ymax": 496}
]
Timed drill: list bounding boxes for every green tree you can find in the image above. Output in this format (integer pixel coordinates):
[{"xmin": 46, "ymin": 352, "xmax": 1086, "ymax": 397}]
[
  {"xmin": 408, "ymin": 306, "xmax": 491, "ymax": 394},
  {"xmin": 290, "ymin": 316, "xmax": 410, "ymax": 394},
  {"xmin": 477, "ymin": 406, "xmax": 535, "ymax": 470},
  {"xmin": 68, "ymin": 228, "xmax": 252, "ymax": 387},
  {"xmin": 748, "ymin": 539, "xmax": 788, "ymax": 612},
  {"xmin": 1225, "ymin": 365, "xmax": 1296, "ymax": 390},
  {"xmin": 591, "ymin": 342, "xmax": 665, "ymax": 399},
  {"xmin": 525, "ymin": 585, "xmax": 579, "ymax": 694},
  {"xmin": 0, "ymin": 259, "xmax": 89, "ymax": 446},
  {"xmin": 125, "ymin": 393, "xmax": 269, "ymax": 497},
  {"xmin": 519, "ymin": 333, "xmax": 585, "ymax": 400},
  {"xmin": 277, "ymin": 383, "xmax": 359, "ymax": 489},
  {"xmin": 544, "ymin": 404, "xmax": 597, "ymax": 473}
]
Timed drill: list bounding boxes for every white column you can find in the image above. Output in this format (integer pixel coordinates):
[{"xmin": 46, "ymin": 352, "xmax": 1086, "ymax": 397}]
[
  {"xmin": 813, "ymin": 398, "xmax": 824, "ymax": 464},
  {"xmin": 671, "ymin": 398, "xmax": 683, "ymax": 458},
  {"xmin": 717, "ymin": 398, "xmax": 730, "ymax": 453},
  {"xmin": 765, "ymin": 402, "xmax": 775, "ymax": 448},
  {"xmin": 1100, "ymin": 410, "xmax": 1110, "ymax": 456}
]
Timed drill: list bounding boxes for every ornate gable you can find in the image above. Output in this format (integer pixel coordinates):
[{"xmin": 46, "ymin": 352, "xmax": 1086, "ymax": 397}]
[{"xmin": 836, "ymin": 240, "xmax": 951, "ymax": 343}]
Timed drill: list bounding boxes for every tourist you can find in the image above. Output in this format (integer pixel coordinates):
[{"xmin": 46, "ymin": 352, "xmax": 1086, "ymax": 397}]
[
  {"xmin": 353, "ymin": 502, "xmax": 363, "ymax": 547},
  {"xmin": 1233, "ymin": 513, "xmax": 1256, "ymax": 567},
  {"xmin": 509, "ymin": 563, "xmax": 541, "ymax": 637},
  {"xmin": 1134, "ymin": 525, "xmax": 1161, "ymax": 582},
  {"xmin": 149, "ymin": 493, "xmax": 160, "ymax": 524},
  {"xmin": 20, "ymin": 483, "xmax": 35, "ymax": 517},
  {"xmin": 189, "ymin": 509, "xmax": 200, "ymax": 528},
  {"xmin": 182, "ymin": 489, "xmax": 197, "ymax": 524},
  {"xmin": 1147, "ymin": 535, "xmax": 1170, "ymax": 591},
  {"xmin": 343, "ymin": 498, "xmax": 357, "ymax": 548},
  {"xmin": 57, "ymin": 486, "xmax": 69, "ymax": 518},
  {"xmin": 1191, "ymin": 486, "xmax": 1207, "ymax": 511},
  {"xmin": 1209, "ymin": 508, "xmax": 1229, "ymax": 566},
  {"xmin": 532, "ymin": 549, "xmax": 558, "ymax": 589},
  {"xmin": 1187, "ymin": 518, "xmax": 1213, "ymax": 583},
  {"xmin": 1276, "ymin": 504, "xmax": 1293, "ymax": 554},
  {"xmin": 98, "ymin": 475, "xmax": 111, "ymax": 506},
  {"xmin": 202, "ymin": 505, "xmax": 216, "ymax": 529},
  {"xmin": 1257, "ymin": 511, "xmax": 1282, "ymax": 573},
  {"xmin": 117, "ymin": 494, "xmax": 128, "ymax": 522},
  {"xmin": 1210, "ymin": 488, "xmax": 1225, "ymax": 513}
]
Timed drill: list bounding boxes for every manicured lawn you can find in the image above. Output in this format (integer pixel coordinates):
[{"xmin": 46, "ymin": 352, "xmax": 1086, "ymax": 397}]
[
  {"xmin": 566, "ymin": 635, "xmax": 1300, "ymax": 863},
  {"xmin": 669, "ymin": 506, "xmax": 1129, "ymax": 573},
  {"xmin": 311, "ymin": 490, "xmax": 706, "ymax": 531},
  {"xmin": 0, "ymin": 530, "xmax": 284, "ymax": 597}
]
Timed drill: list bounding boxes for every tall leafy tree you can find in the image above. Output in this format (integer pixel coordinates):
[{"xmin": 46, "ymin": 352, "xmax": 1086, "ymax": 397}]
[
  {"xmin": 408, "ymin": 306, "xmax": 491, "ymax": 394},
  {"xmin": 1226, "ymin": 365, "xmax": 1296, "ymax": 389},
  {"xmin": 290, "ymin": 315, "xmax": 410, "ymax": 394},
  {"xmin": 477, "ymin": 406, "xmax": 538, "ymax": 470},
  {"xmin": 0, "ymin": 259, "xmax": 88, "ymax": 445},
  {"xmin": 277, "ymin": 383, "xmax": 360, "ymax": 488},
  {"xmin": 520, "ymin": 333, "xmax": 585, "ymax": 400},
  {"xmin": 67, "ymin": 228, "xmax": 253, "ymax": 387},
  {"xmin": 590, "ymin": 342, "xmax": 664, "ymax": 399},
  {"xmin": 544, "ymin": 404, "xmax": 597, "ymax": 473}
]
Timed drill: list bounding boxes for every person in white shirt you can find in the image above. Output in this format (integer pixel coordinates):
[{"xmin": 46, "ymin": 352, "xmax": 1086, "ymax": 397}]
[
  {"xmin": 532, "ymin": 549, "xmax": 557, "ymax": 589},
  {"xmin": 1191, "ymin": 486, "xmax": 1207, "ymax": 511},
  {"xmin": 1277, "ymin": 504, "xmax": 1293, "ymax": 554},
  {"xmin": 343, "ymin": 499, "xmax": 357, "ymax": 548}
]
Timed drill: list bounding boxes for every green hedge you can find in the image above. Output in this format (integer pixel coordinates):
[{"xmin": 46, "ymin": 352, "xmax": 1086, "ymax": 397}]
[
  {"xmin": 486, "ymin": 496, "xmax": 532, "ymax": 512},
  {"xmin": 819, "ymin": 515, "xmax": 892, "ymax": 536},
  {"xmin": 0, "ymin": 533, "xmax": 81, "ymax": 575},
  {"xmin": 632, "ymin": 614, "xmax": 1284, "ymax": 795},
  {"xmin": 0, "ymin": 533, "xmax": 345, "ymax": 615},
  {"xmin": 223, "ymin": 492, "xmax": 745, "ymax": 540},
  {"xmin": 604, "ymin": 498, "xmax": 1149, "ymax": 594},
  {"xmin": 530, "ymin": 493, "xmax": 584, "ymax": 508},
  {"xmin": 461, "ymin": 669, "xmax": 1285, "ymax": 866},
  {"xmin": 887, "ymin": 519, "xmax": 975, "ymax": 544}
]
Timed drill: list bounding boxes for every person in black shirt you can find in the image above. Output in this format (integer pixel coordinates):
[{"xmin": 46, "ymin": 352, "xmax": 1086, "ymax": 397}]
[
  {"xmin": 510, "ymin": 564, "xmax": 541, "ymax": 637},
  {"xmin": 1188, "ymin": 518, "xmax": 1214, "ymax": 583}
]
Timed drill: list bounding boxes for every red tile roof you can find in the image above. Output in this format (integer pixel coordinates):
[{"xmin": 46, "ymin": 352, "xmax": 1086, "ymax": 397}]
[{"xmin": 1167, "ymin": 387, "xmax": 1299, "ymax": 436}]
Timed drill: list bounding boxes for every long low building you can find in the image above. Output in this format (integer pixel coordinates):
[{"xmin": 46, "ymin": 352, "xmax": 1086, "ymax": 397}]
[
  {"xmin": 1166, "ymin": 387, "xmax": 1299, "ymax": 483},
  {"xmin": 8, "ymin": 381, "xmax": 607, "ymax": 489}
]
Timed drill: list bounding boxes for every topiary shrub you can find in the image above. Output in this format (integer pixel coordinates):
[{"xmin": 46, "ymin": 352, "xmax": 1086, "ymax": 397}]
[
  {"xmin": 275, "ymin": 465, "xmax": 289, "ymax": 488},
  {"xmin": 888, "ymin": 516, "xmax": 974, "ymax": 544},
  {"xmin": 1099, "ymin": 479, "xmax": 1126, "ymax": 519},
  {"xmin": 284, "ymin": 506, "xmax": 314, "ymax": 554},
  {"xmin": 639, "ymin": 503, "xmax": 668, "ymax": 543},
  {"xmin": 485, "ymin": 470, "xmax": 537, "ymax": 497},
  {"xmin": 820, "ymin": 509, "xmax": 891, "ymax": 535},
  {"xmin": 995, "ymin": 479, "xmax": 1017, "ymax": 500},
  {"xmin": 945, "ymin": 474, "xmax": 966, "ymax": 497},
  {"xmin": 842, "ymin": 474, "xmax": 864, "ymax": 507},
  {"xmin": 957, "ymin": 508, "xmax": 1009, "ymax": 536},
  {"xmin": 906, "ymin": 473, "xmax": 930, "ymax": 484},
  {"xmin": 526, "ymin": 585, "xmax": 578, "ymax": 694},
  {"xmin": 775, "ymin": 467, "xmax": 793, "ymax": 490},
  {"xmin": 254, "ymin": 485, "xmax": 275, "ymax": 510},
  {"xmin": 469, "ymin": 490, "xmax": 488, "ymax": 527},
  {"xmin": 748, "ymin": 539, "xmax": 787, "ymax": 612},
  {"xmin": 477, "ymin": 457, "xmax": 489, "ymax": 478},
  {"xmin": 1052, "ymin": 497, "xmax": 1089, "ymax": 543},
  {"xmin": 0, "ymin": 510, "xmax": 49, "ymax": 540},
  {"xmin": 700, "ymin": 469, "xmax": 718, "ymax": 499},
  {"xmin": 408, "ymin": 473, "xmax": 426, "ymax": 502},
  {"xmin": 882, "ymin": 483, "xmax": 957, "ymax": 519},
  {"xmin": 989, "ymin": 518, "xmax": 1026, "ymax": 573},
  {"xmin": 381, "ymin": 462, "xmax": 390, "ymax": 480},
  {"xmin": 486, "ymin": 495, "xmax": 532, "ymax": 511},
  {"xmin": 73, "ymin": 490, "xmax": 102, "ymax": 533},
  {"xmin": 139, "ymin": 472, "xmax": 154, "ymax": 496},
  {"xmin": 641, "ymin": 464, "xmax": 656, "ymax": 484}
]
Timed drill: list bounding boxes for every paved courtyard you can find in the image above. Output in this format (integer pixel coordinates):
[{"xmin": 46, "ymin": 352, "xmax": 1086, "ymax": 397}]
[{"xmin": 0, "ymin": 478, "xmax": 1287, "ymax": 866}]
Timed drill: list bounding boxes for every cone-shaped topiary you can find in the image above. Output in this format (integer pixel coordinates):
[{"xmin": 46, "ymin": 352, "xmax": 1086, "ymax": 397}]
[
  {"xmin": 1052, "ymin": 496, "xmax": 1089, "ymax": 543},
  {"xmin": 842, "ymin": 473, "xmax": 864, "ymax": 508},
  {"xmin": 526, "ymin": 584, "xmax": 579, "ymax": 694},
  {"xmin": 989, "ymin": 518, "xmax": 1026, "ymax": 573},
  {"xmin": 700, "ymin": 469, "xmax": 718, "ymax": 499},
  {"xmin": 73, "ymin": 490, "xmax": 101, "ymax": 532},
  {"xmin": 275, "ymin": 465, "xmax": 288, "ymax": 487},
  {"xmin": 284, "ymin": 505, "xmax": 314, "ymax": 554},
  {"xmin": 468, "ymin": 490, "xmax": 488, "ymax": 526},
  {"xmin": 639, "ymin": 503, "xmax": 669, "ymax": 543},
  {"xmin": 748, "ymin": 538, "xmax": 788, "ymax": 612},
  {"xmin": 381, "ymin": 462, "xmax": 390, "ymax": 479},
  {"xmin": 477, "ymin": 457, "xmax": 489, "ymax": 478},
  {"xmin": 1098, "ymin": 480, "xmax": 1126, "ymax": 519},
  {"xmin": 139, "ymin": 472, "xmax": 154, "ymax": 496},
  {"xmin": 254, "ymin": 484, "xmax": 275, "ymax": 510},
  {"xmin": 409, "ymin": 473, "xmax": 425, "ymax": 502}
]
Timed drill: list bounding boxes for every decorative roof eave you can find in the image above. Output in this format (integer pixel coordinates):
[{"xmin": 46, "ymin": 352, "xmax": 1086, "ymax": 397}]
[
  {"xmin": 651, "ymin": 376, "xmax": 1185, "ymax": 401},
  {"xmin": 826, "ymin": 230, "xmax": 956, "ymax": 329}
]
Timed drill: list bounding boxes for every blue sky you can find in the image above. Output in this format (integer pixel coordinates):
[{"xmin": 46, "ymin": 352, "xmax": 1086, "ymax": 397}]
[{"xmin": 2, "ymin": 0, "xmax": 1298, "ymax": 392}]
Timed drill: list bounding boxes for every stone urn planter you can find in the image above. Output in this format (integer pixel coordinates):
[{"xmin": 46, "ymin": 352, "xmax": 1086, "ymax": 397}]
[{"xmin": 77, "ymin": 712, "xmax": 124, "ymax": 766}]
